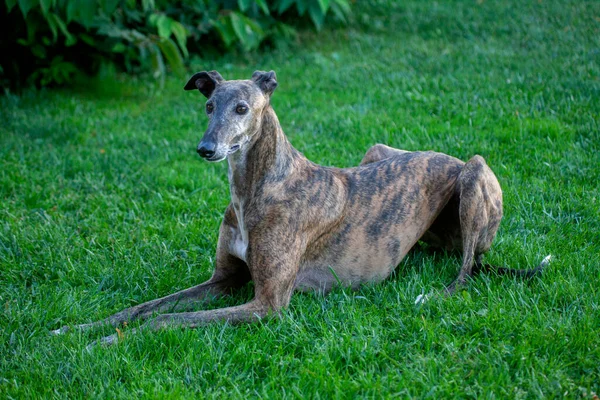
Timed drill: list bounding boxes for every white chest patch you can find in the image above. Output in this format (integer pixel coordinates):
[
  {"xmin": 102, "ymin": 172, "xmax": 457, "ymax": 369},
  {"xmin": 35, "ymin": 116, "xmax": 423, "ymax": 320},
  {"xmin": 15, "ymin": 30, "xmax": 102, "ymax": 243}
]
[
  {"xmin": 230, "ymin": 228, "xmax": 248, "ymax": 262},
  {"xmin": 229, "ymin": 199, "xmax": 248, "ymax": 262},
  {"xmin": 228, "ymin": 166, "xmax": 249, "ymax": 262}
]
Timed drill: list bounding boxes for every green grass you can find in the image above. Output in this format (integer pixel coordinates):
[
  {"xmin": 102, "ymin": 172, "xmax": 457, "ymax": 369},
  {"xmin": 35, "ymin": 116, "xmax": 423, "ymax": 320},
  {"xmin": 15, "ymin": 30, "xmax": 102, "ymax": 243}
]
[{"xmin": 1, "ymin": 0, "xmax": 599, "ymax": 397}]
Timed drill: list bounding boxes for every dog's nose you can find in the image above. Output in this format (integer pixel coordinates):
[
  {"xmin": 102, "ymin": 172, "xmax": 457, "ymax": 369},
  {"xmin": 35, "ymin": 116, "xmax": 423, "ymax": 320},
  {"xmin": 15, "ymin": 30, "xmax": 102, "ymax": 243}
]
[{"xmin": 197, "ymin": 142, "xmax": 216, "ymax": 158}]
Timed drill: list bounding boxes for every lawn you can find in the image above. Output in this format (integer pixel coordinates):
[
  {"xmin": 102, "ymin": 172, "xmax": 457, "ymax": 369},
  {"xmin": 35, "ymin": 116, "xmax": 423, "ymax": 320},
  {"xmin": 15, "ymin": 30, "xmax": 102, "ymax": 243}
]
[{"xmin": 1, "ymin": 0, "xmax": 599, "ymax": 397}]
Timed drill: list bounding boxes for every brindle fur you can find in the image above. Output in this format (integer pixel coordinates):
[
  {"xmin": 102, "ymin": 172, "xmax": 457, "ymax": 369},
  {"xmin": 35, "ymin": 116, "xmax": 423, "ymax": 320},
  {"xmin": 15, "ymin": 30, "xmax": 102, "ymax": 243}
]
[{"xmin": 53, "ymin": 70, "xmax": 546, "ymax": 345}]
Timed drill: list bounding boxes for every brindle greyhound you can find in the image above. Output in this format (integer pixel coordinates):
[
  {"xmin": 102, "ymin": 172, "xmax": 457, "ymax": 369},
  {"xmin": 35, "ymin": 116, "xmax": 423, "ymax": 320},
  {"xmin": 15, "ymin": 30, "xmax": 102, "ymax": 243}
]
[{"xmin": 52, "ymin": 70, "xmax": 548, "ymax": 345}]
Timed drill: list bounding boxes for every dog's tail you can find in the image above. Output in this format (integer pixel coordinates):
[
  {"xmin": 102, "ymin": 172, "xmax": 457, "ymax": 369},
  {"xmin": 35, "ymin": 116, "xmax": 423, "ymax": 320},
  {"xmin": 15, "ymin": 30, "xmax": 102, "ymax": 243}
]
[{"xmin": 472, "ymin": 254, "xmax": 552, "ymax": 279}]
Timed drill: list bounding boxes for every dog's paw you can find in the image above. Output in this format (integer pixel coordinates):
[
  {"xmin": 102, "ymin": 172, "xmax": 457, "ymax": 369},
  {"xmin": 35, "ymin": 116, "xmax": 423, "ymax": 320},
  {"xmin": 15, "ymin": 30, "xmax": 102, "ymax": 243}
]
[
  {"xmin": 86, "ymin": 328, "xmax": 127, "ymax": 350},
  {"xmin": 86, "ymin": 333, "xmax": 120, "ymax": 351},
  {"xmin": 50, "ymin": 326, "xmax": 70, "ymax": 336},
  {"xmin": 99, "ymin": 333, "xmax": 120, "ymax": 346}
]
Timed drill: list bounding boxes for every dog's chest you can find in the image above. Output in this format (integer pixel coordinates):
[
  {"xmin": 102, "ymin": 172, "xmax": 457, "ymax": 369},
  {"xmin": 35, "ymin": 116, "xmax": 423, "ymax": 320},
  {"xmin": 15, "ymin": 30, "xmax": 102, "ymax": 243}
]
[
  {"xmin": 228, "ymin": 169, "xmax": 249, "ymax": 262},
  {"xmin": 229, "ymin": 202, "xmax": 248, "ymax": 261}
]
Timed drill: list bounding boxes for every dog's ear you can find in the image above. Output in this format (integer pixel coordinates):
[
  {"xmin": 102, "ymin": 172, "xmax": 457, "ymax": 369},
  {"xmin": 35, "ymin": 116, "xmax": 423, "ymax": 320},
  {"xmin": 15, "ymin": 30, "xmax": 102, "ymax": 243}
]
[
  {"xmin": 184, "ymin": 71, "xmax": 224, "ymax": 97},
  {"xmin": 251, "ymin": 70, "xmax": 278, "ymax": 96}
]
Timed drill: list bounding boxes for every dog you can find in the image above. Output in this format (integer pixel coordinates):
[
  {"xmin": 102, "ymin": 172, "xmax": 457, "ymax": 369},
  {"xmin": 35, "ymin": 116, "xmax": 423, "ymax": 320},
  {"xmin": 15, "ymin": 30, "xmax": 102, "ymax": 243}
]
[{"xmin": 52, "ymin": 70, "xmax": 547, "ymax": 345}]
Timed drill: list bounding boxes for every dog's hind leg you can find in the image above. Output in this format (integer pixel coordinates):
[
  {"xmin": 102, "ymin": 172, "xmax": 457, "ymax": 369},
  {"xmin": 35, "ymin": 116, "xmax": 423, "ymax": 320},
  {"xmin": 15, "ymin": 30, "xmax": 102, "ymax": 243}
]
[
  {"xmin": 445, "ymin": 155, "xmax": 503, "ymax": 294},
  {"xmin": 52, "ymin": 206, "xmax": 251, "ymax": 334}
]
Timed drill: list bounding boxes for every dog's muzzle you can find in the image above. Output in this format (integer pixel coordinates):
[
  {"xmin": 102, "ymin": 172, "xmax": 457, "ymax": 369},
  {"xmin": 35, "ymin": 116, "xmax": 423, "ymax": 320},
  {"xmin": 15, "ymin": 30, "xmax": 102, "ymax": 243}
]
[{"xmin": 197, "ymin": 142, "xmax": 216, "ymax": 159}]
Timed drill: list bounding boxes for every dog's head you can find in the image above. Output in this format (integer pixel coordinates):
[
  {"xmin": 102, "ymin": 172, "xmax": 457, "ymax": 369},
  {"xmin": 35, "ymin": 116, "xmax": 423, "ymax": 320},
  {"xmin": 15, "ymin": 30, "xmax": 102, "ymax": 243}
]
[{"xmin": 185, "ymin": 70, "xmax": 278, "ymax": 162}]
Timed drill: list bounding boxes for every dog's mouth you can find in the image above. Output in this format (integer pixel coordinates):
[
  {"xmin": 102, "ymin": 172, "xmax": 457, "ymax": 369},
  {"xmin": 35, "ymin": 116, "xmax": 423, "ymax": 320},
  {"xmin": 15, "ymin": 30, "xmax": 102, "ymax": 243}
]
[
  {"xmin": 227, "ymin": 142, "xmax": 246, "ymax": 157},
  {"xmin": 205, "ymin": 155, "xmax": 226, "ymax": 162},
  {"xmin": 202, "ymin": 144, "xmax": 241, "ymax": 162}
]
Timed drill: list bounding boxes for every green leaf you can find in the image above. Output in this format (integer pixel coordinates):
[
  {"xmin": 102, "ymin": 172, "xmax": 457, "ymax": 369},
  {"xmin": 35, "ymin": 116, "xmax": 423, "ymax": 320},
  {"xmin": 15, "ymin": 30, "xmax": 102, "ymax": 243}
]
[
  {"xmin": 39, "ymin": 0, "xmax": 53, "ymax": 15},
  {"xmin": 79, "ymin": 33, "xmax": 96, "ymax": 46},
  {"xmin": 18, "ymin": 0, "xmax": 37, "ymax": 18},
  {"xmin": 111, "ymin": 42, "xmax": 127, "ymax": 53},
  {"xmin": 78, "ymin": 0, "xmax": 96, "ymax": 28},
  {"xmin": 6, "ymin": 0, "xmax": 17, "ymax": 13},
  {"xmin": 276, "ymin": 0, "xmax": 294, "ymax": 14},
  {"xmin": 308, "ymin": 2, "xmax": 325, "ymax": 30},
  {"xmin": 229, "ymin": 12, "xmax": 249, "ymax": 47},
  {"xmin": 229, "ymin": 12, "xmax": 264, "ymax": 51},
  {"xmin": 30, "ymin": 44, "xmax": 47, "ymax": 58},
  {"xmin": 212, "ymin": 16, "xmax": 236, "ymax": 48},
  {"xmin": 316, "ymin": 0, "xmax": 330, "ymax": 13},
  {"xmin": 156, "ymin": 14, "xmax": 172, "ymax": 39},
  {"xmin": 170, "ymin": 21, "xmax": 188, "ymax": 58},
  {"xmin": 100, "ymin": 0, "xmax": 120, "ymax": 15},
  {"xmin": 272, "ymin": 21, "xmax": 296, "ymax": 39},
  {"xmin": 148, "ymin": 43, "xmax": 166, "ymax": 85},
  {"xmin": 255, "ymin": 0, "xmax": 270, "ymax": 15},
  {"xmin": 65, "ymin": 35, "xmax": 77, "ymax": 47},
  {"xmin": 157, "ymin": 37, "xmax": 185, "ymax": 76},
  {"xmin": 66, "ymin": 0, "xmax": 76, "ymax": 22},
  {"xmin": 332, "ymin": 0, "xmax": 350, "ymax": 13},
  {"xmin": 329, "ymin": 0, "xmax": 350, "ymax": 23},
  {"xmin": 23, "ymin": 17, "xmax": 38, "ymax": 45},
  {"xmin": 45, "ymin": 12, "xmax": 58, "ymax": 42},
  {"xmin": 66, "ymin": 0, "xmax": 96, "ymax": 28},
  {"xmin": 237, "ymin": 0, "xmax": 251, "ymax": 12},
  {"xmin": 148, "ymin": 13, "xmax": 158, "ymax": 25},
  {"xmin": 296, "ymin": 0, "xmax": 307, "ymax": 15},
  {"xmin": 50, "ymin": 13, "xmax": 76, "ymax": 45},
  {"xmin": 142, "ymin": 0, "xmax": 155, "ymax": 12}
]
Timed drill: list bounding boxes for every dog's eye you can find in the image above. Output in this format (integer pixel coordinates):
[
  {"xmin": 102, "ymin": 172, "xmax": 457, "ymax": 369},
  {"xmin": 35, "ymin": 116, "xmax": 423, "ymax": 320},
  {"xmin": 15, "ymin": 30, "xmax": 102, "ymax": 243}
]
[
  {"xmin": 206, "ymin": 103, "xmax": 214, "ymax": 114},
  {"xmin": 236, "ymin": 105, "xmax": 248, "ymax": 115}
]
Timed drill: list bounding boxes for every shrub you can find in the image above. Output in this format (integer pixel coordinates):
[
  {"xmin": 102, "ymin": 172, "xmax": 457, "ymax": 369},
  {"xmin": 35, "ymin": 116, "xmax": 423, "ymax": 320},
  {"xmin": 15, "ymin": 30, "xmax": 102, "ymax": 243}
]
[{"xmin": 1, "ymin": 0, "xmax": 351, "ymax": 89}]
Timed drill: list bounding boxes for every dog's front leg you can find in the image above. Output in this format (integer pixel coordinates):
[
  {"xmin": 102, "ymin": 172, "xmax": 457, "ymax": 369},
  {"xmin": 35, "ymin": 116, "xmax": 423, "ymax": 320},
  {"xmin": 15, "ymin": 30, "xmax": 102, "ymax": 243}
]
[
  {"xmin": 93, "ymin": 233, "xmax": 303, "ymax": 346},
  {"xmin": 53, "ymin": 210, "xmax": 251, "ymax": 335},
  {"xmin": 52, "ymin": 277, "xmax": 242, "ymax": 336},
  {"xmin": 93, "ymin": 274, "xmax": 296, "ymax": 347},
  {"xmin": 92, "ymin": 299, "xmax": 271, "ymax": 346}
]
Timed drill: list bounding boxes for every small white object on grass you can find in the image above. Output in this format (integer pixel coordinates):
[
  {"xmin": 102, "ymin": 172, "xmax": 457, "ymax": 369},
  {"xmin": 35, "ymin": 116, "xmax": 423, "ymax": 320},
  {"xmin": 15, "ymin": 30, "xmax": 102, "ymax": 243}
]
[
  {"xmin": 414, "ymin": 293, "xmax": 430, "ymax": 305},
  {"xmin": 541, "ymin": 254, "xmax": 553, "ymax": 266}
]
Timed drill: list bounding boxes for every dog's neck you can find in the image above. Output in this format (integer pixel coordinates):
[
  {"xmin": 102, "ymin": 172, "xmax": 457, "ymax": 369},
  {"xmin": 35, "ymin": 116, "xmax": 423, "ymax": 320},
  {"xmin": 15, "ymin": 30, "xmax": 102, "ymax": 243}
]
[{"xmin": 227, "ymin": 106, "xmax": 304, "ymax": 201}]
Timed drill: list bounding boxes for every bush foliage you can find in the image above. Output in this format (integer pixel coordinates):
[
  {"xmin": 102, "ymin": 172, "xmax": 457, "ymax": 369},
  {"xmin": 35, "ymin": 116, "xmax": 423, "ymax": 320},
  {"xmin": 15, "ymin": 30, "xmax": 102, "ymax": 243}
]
[{"xmin": 1, "ymin": 0, "xmax": 351, "ymax": 89}]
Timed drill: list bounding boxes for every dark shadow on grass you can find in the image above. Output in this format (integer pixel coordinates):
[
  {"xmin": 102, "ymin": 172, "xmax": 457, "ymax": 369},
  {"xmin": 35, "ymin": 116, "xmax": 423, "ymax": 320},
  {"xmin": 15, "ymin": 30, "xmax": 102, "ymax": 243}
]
[{"xmin": 390, "ymin": 242, "xmax": 460, "ymax": 282}]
